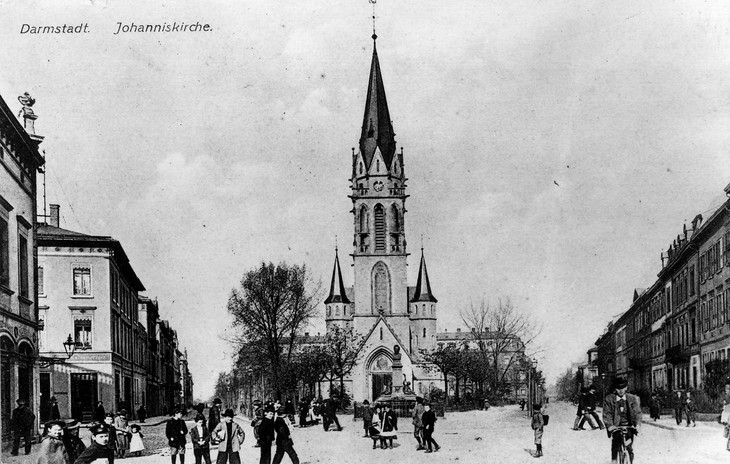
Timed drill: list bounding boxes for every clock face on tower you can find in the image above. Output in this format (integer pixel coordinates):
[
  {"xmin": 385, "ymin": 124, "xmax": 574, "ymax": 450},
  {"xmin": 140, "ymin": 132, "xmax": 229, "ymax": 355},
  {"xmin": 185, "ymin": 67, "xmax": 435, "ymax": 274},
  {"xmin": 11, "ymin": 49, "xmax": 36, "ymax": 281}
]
[{"xmin": 373, "ymin": 181, "xmax": 384, "ymax": 192}]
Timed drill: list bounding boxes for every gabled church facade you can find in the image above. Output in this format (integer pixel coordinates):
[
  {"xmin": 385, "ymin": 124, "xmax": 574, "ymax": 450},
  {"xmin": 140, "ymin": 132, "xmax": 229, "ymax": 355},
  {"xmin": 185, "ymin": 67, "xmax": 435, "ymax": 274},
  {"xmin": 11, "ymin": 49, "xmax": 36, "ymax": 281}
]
[{"xmin": 323, "ymin": 34, "xmax": 442, "ymax": 402}]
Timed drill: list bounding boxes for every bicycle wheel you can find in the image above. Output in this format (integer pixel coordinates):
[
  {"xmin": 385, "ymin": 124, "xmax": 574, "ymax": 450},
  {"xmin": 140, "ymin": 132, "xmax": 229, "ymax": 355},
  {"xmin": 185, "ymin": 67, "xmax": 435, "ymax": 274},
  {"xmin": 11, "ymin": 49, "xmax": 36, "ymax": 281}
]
[{"xmin": 618, "ymin": 446, "xmax": 630, "ymax": 464}]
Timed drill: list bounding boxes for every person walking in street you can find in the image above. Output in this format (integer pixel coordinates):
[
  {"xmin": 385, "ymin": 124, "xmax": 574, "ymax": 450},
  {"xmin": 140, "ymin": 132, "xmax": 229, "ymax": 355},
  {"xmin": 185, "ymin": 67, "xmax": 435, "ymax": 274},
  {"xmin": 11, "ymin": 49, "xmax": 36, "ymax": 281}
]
[
  {"xmin": 685, "ymin": 390, "xmax": 697, "ymax": 427},
  {"xmin": 272, "ymin": 405, "xmax": 299, "ymax": 464},
  {"xmin": 380, "ymin": 404, "xmax": 398, "ymax": 449},
  {"xmin": 672, "ymin": 389, "xmax": 685, "ymax": 426},
  {"xmin": 603, "ymin": 377, "xmax": 641, "ymax": 464},
  {"xmin": 114, "ymin": 410, "xmax": 130, "ymax": 458},
  {"xmin": 258, "ymin": 406, "xmax": 276, "ymax": 464},
  {"xmin": 721, "ymin": 384, "xmax": 730, "ymax": 450},
  {"xmin": 94, "ymin": 402, "xmax": 106, "ymax": 422},
  {"xmin": 649, "ymin": 392, "xmax": 661, "ymax": 421},
  {"xmin": 61, "ymin": 420, "xmax": 86, "ymax": 463},
  {"xmin": 34, "ymin": 420, "xmax": 70, "ymax": 464},
  {"xmin": 361, "ymin": 400, "xmax": 373, "ymax": 438},
  {"xmin": 585, "ymin": 385, "xmax": 605, "ymax": 430},
  {"xmin": 573, "ymin": 387, "xmax": 597, "ymax": 430},
  {"xmin": 137, "ymin": 404, "xmax": 147, "ymax": 423},
  {"xmin": 212, "ymin": 408, "xmax": 245, "ymax": 464},
  {"xmin": 103, "ymin": 413, "xmax": 118, "ymax": 458},
  {"xmin": 412, "ymin": 397, "xmax": 425, "ymax": 450},
  {"xmin": 190, "ymin": 414, "xmax": 211, "ymax": 464},
  {"xmin": 74, "ymin": 423, "xmax": 115, "ymax": 464},
  {"xmin": 421, "ymin": 402, "xmax": 440, "ymax": 453},
  {"xmin": 252, "ymin": 400, "xmax": 264, "ymax": 447},
  {"xmin": 50, "ymin": 397, "xmax": 61, "ymax": 420},
  {"xmin": 297, "ymin": 398, "xmax": 309, "ymax": 428},
  {"xmin": 324, "ymin": 396, "xmax": 342, "ymax": 432},
  {"xmin": 209, "ymin": 398, "xmax": 222, "ymax": 433},
  {"xmin": 166, "ymin": 408, "xmax": 189, "ymax": 464},
  {"xmin": 531, "ymin": 403, "xmax": 544, "ymax": 458},
  {"xmin": 11, "ymin": 398, "xmax": 35, "ymax": 456}
]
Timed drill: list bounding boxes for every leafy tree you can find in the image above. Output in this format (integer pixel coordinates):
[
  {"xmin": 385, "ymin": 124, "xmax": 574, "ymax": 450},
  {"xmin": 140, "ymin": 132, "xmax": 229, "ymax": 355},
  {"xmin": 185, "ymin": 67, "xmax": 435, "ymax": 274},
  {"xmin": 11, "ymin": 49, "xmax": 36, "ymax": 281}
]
[
  {"xmin": 555, "ymin": 368, "xmax": 579, "ymax": 402},
  {"xmin": 324, "ymin": 326, "xmax": 364, "ymax": 403},
  {"xmin": 227, "ymin": 261, "xmax": 321, "ymax": 399},
  {"xmin": 421, "ymin": 343, "xmax": 460, "ymax": 404},
  {"xmin": 704, "ymin": 359, "xmax": 730, "ymax": 401}
]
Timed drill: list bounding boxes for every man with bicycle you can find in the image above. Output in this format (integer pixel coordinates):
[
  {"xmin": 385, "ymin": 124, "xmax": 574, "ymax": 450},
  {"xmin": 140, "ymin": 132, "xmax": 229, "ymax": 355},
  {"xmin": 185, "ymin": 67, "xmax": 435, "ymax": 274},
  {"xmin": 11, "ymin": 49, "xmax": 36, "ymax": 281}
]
[{"xmin": 603, "ymin": 377, "xmax": 641, "ymax": 464}]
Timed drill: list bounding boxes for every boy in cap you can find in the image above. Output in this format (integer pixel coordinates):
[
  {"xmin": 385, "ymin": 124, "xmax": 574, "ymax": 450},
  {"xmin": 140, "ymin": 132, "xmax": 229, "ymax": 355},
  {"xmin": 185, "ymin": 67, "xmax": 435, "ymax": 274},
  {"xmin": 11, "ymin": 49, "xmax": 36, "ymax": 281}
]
[
  {"xmin": 212, "ymin": 409, "xmax": 245, "ymax": 464},
  {"xmin": 166, "ymin": 408, "xmax": 188, "ymax": 464},
  {"xmin": 258, "ymin": 405, "xmax": 276, "ymax": 464},
  {"xmin": 74, "ymin": 423, "xmax": 114, "ymax": 464},
  {"xmin": 603, "ymin": 377, "xmax": 641, "ymax": 464}
]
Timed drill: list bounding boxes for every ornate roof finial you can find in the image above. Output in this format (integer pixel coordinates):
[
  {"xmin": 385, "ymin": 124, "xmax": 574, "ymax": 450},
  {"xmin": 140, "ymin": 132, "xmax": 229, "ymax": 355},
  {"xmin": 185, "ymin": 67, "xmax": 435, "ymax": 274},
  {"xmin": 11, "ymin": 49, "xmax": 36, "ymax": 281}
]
[
  {"xmin": 335, "ymin": 235, "xmax": 338, "ymax": 251},
  {"xmin": 370, "ymin": 0, "xmax": 377, "ymax": 40}
]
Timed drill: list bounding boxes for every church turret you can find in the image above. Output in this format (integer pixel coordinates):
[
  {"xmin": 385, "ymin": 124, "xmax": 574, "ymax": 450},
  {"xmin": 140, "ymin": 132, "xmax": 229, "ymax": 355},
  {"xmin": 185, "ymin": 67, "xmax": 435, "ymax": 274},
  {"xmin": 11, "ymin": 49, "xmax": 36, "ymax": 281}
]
[
  {"xmin": 409, "ymin": 249, "xmax": 437, "ymax": 352},
  {"xmin": 325, "ymin": 249, "xmax": 353, "ymax": 331}
]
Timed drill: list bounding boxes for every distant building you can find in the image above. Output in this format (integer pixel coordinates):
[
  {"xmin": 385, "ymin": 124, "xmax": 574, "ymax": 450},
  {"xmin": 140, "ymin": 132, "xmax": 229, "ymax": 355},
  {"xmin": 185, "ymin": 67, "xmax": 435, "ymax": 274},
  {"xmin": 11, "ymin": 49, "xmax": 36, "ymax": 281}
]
[
  {"xmin": 0, "ymin": 91, "xmax": 44, "ymax": 441},
  {"xmin": 37, "ymin": 205, "xmax": 145, "ymax": 420}
]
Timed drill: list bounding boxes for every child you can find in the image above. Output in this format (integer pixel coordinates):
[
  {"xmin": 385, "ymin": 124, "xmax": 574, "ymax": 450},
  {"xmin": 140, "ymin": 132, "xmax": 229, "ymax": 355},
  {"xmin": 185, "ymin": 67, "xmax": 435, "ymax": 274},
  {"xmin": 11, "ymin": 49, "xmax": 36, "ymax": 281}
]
[
  {"xmin": 531, "ymin": 403, "xmax": 544, "ymax": 458},
  {"xmin": 369, "ymin": 405, "xmax": 383, "ymax": 449},
  {"xmin": 129, "ymin": 424, "xmax": 145, "ymax": 457}
]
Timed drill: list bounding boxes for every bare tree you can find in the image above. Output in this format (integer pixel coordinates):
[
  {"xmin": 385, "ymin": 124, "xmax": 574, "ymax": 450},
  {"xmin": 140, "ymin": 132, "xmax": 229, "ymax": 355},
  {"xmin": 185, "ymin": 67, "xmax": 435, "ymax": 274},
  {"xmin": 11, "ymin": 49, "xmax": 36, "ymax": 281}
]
[
  {"xmin": 324, "ymin": 326, "xmax": 364, "ymax": 403},
  {"xmin": 227, "ymin": 261, "xmax": 322, "ymax": 399},
  {"xmin": 420, "ymin": 343, "xmax": 461, "ymax": 405},
  {"xmin": 460, "ymin": 297, "xmax": 540, "ymax": 399}
]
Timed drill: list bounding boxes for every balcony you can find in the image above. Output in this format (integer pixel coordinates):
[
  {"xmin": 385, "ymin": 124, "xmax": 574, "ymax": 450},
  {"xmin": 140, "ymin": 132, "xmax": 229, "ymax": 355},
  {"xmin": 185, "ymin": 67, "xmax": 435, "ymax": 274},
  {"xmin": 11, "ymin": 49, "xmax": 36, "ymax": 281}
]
[{"xmin": 665, "ymin": 345, "xmax": 690, "ymax": 363}]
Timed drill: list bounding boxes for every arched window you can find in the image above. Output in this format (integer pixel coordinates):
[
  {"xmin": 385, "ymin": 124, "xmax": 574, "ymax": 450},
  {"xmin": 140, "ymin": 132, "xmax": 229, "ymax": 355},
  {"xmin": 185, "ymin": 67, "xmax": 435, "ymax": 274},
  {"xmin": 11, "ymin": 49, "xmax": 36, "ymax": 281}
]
[
  {"xmin": 422, "ymin": 304, "xmax": 426, "ymax": 314},
  {"xmin": 1, "ymin": 336, "xmax": 14, "ymax": 420},
  {"xmin": 391, "ymin": 204, "xmax": 400, "ymax": 231},
  {"xmin": 372, "ymin": 262, "xmax": 391, "ymax": 314},
  {"xmin": 327, "ymin": 306, "xmax": 331, "ymax": 317},
  {"xmin": 431, "ymin": 304, "xmax": 435, "ymax": 314},
  {"xmin": 359, "ymin": 162, "xmax": 363, "ymax": 174},
  {"xmin": 380, "ymin": 327, "xmax": 383, "ymax": 340},
  {"xmin": 376, "ymin": 159, "xmax": 380, "ymax": 172},
  {"xmin": 374, "ymin": 204, "xmax": 386, "ymax": 251},
  {"xmin": 423, "ymin": 328, "xmax": 426, "ymax": 338},
  {"xmin": 343, "ymin": 305, "xmax": 347, "ymax": 316},
  {"xmin": 335, "ymin": 305, "xmax": 340, "ymax": 316},
  {"xmin": 359, "ymin": 205, "xmax": 369, "ymax": 234}
]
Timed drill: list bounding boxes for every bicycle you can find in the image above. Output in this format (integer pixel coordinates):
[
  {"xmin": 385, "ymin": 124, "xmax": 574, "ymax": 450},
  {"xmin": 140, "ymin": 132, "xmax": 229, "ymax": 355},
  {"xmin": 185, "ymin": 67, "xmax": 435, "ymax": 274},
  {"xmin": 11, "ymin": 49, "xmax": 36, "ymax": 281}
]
[{"xmin": 611, "ymin": 426, "xmax": 637, "ymax": 464}]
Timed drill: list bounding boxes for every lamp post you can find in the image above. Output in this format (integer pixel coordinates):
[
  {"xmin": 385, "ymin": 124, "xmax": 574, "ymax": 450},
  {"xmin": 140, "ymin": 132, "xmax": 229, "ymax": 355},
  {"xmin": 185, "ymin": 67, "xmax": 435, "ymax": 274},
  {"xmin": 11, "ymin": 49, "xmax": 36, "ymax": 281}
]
[
  {"xmin": 600, "ymin": 373, "xmax": 606, "ymax": 408},
  {"xmin": 63, "ymin": 334, "xmax": 77, "ymax": 359},
  {"xmin": 528, "ymin": 358, "xmax": 537, "ymax": 417},
  {"xmin": 248, "ymin": 368, "xmax": 254, "ymax": 419}
]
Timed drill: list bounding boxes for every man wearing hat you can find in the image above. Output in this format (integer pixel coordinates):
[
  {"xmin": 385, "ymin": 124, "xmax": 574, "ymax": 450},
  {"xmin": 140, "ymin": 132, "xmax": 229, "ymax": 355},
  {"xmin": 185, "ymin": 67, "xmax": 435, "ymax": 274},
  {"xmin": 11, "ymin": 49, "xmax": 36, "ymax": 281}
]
[
  {"xmin": 11, "ymin": 398, "xmax": 35, "ymax": 456},
  {"xmin": 212, "ymin": 408, "xmax": 245, "ymax": 464},
  {"xmin": 258, "ymin": 405, "xmax": 276, "ymax": 464},
  {"xmin": 272, "ymin": 405, "xmax": 299, "ymax": 464},
  {"xmin": 74, "ymin": 423, "xmax": 114, "ymax": 464},
  {"xmin": 209, "ymin": 398, "xmax": 222, "ymax": 432},
  {"xmin": 602, "ymin": 377, "xmax": 641, "ymax": 464},
  {"xmin": 61, "ymin": 419, "xmax": 86, "ymax": 463}
]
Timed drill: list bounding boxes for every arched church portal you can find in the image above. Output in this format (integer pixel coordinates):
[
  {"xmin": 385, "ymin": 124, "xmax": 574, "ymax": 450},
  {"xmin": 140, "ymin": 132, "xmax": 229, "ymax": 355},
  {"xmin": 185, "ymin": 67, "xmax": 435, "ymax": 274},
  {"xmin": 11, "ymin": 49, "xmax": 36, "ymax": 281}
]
[{"xmin": 367, "ymin": 349, "xmax": 393, "ymax": 401}]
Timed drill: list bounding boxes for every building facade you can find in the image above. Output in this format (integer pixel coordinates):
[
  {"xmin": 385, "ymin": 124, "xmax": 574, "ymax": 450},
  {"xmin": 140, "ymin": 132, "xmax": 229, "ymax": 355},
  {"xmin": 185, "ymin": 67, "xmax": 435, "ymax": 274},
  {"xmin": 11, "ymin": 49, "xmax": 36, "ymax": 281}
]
[{"xmin": 0, "ymin": 92, "xmax": 44, "ymax": 442}]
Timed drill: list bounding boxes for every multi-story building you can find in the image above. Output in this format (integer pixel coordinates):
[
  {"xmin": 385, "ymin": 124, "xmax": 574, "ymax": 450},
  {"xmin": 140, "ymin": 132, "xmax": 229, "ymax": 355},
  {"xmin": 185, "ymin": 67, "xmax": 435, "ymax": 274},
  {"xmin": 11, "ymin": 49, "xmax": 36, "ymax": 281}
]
[
  {"xmin": 37, "ymin": 205, "xmax": 146, "ymax": 420},
  {"xmin": 0, "ymin": 92, "xmax": 44, "ymax": 441}
]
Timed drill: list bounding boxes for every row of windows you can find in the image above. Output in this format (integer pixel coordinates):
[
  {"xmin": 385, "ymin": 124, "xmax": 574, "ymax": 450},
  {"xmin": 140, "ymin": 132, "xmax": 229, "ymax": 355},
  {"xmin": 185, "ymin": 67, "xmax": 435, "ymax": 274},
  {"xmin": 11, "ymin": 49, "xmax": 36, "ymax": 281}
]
[
  {"xmin": 700, "ymin": 287, "xmax": 730, "ymax": 333},
  {"xmin": 700, "ymin": 236, "xmax": 726, "ymax": 282},
  {"xmin": 0, "ymin": 214, "xmax": 31, "ymax": 300}
]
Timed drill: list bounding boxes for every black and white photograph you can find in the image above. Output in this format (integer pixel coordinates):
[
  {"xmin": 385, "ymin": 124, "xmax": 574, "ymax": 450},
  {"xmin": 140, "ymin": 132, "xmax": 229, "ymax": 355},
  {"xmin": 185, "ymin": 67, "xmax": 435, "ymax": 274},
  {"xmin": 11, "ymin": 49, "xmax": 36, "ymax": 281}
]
[{"xmin": 1, "ymin": 1, "xmax": 730, "ymax": 462}]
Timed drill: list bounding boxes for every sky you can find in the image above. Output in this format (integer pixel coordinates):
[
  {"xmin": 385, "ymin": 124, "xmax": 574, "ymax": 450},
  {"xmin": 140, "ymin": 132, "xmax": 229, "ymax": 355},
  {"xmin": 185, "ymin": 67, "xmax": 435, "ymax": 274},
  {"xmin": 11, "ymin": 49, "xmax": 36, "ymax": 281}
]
[{"xmin": 2, "ymin": 0, "xmax": 730, "ymax": 400}]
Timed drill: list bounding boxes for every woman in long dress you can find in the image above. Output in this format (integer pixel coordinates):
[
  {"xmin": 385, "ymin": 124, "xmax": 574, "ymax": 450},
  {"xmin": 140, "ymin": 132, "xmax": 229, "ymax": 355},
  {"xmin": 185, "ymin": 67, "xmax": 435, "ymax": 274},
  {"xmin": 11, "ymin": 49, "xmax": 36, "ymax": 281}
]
[{"xmin": 369, "ymin": 405, "xmax": 383, "ymax": 449}]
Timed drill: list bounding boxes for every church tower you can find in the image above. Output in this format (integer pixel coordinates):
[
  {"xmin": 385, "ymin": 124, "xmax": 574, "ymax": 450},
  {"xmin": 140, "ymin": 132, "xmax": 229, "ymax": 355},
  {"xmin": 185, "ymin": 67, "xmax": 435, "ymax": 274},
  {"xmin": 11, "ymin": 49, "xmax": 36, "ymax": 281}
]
[
  {"xmin": 325, "ymin": 248, "xmax": 353, "ymax": 332},
  {"xmin": 350, "ymin": 34, "xmax": 410, "ymax": 338}
]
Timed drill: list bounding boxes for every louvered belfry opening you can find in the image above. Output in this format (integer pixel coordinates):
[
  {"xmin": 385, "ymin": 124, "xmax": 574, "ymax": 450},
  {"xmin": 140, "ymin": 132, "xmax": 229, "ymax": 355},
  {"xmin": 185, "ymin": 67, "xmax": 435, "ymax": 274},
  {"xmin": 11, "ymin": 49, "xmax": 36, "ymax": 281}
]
[{"xmin": 374, "ymin": 204, "xmax": 386, "ymax": 252}]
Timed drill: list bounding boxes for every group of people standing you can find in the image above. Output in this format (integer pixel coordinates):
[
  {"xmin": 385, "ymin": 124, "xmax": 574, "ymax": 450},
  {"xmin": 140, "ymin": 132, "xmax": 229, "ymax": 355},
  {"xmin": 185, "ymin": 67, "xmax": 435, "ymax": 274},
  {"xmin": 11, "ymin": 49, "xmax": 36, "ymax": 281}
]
[
  {"xmin": 359, "ymin": 397, "xmax": 439, "ymax": 453},
  {"xmin": 668, "ymin": 389, "xmax": 698, "ymax": 426}
]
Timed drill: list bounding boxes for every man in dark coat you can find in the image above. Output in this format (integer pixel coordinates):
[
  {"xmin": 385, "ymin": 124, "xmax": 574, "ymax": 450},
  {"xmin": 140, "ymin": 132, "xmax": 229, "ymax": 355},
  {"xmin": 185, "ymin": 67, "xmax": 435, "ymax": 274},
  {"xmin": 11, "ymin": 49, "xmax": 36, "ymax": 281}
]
[
  {"xmin": 672, "ymin": 389, "xmax": 685, "ymax": 425},
  {"xmin": 421, "ymin": 403, "xmax": 440, "ymax": 453},
  {"xmin": 603, "ymin": 377, "xmax": 641, "ymax": 464},
  {"xmin": 208, "ymin": 398, "xmax": 222, "ymax": 433},
  {"xmin": 272, "ymin": 406, "xmax": 299, "ymax": 464},
  {"xmin": 258, "ymin": 405, "xmax": 276, "ymax": 464},
  {"xmin": 584, "ymin": 385, "xmax": 605, "ymax": 430},
  {"xmin": 11, "ymin": 398, "xmax": 35, "ymax": 456},
  {"xmin": 94, "ymin": 402, "xmax": 106, "ymax": 422},
  {"xmin": 74, "ymin": 423, "xmax": 114, "ymax": 464},
  {"xmin": 166, "ymin": 408, "xmax": 188, "ymax": 464},
  {"xmin": 297, "ymin": 399, "xmax": 309, "ymax": 427},
  {"xmin": 323, "ymin": 396, "xmax": 342, "ymax": 432},
  {"xmin": 62, "ymin": 420, "xmax": 87, "ymax": 463},
  {"xmin": 137, "ymin": 404, "xmax": 147, "ymax": 423}
]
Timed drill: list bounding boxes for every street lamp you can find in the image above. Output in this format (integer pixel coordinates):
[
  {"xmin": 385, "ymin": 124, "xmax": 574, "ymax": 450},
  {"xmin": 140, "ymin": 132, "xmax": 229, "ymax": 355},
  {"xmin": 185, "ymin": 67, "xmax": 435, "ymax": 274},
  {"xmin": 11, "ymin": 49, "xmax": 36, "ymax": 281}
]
[
  {"xmin": 63, "ymin": 334, "xmax": 77, "ymax": 359},
  {"xmin": 600, "ymin": 373, "xmax": 606, "ymax": 408}
]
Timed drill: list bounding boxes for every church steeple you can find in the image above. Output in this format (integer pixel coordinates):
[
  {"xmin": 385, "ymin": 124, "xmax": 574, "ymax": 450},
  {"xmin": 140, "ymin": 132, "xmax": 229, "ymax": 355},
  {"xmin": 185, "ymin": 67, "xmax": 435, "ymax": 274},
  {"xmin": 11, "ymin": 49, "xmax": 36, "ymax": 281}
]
[
  {"xmin": 324, "ymin": 248, "xmax": 351, "ymax": 305},
  {"xmin": 410, "ymin": 249, "xmax": 437, "ymax": 303},
  {"xmin": 359, "ymin": 35, "xmax": 397, "ymax": 171}
]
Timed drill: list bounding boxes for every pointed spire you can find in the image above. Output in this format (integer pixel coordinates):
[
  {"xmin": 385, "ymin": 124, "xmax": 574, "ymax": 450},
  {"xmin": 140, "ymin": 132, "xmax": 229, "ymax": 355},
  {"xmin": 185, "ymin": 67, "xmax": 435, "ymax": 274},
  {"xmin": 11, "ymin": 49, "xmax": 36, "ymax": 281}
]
[
  {"xmin": 410, "ymin": 248, "xmax": 438, "ymax": 303},
  {"xmin": 324, "ymin": 248, "xmax": 351, "ymax": 304},
  {"xmin": 359, "ymin": 36, "xmax": 396, "ymax": 171}
]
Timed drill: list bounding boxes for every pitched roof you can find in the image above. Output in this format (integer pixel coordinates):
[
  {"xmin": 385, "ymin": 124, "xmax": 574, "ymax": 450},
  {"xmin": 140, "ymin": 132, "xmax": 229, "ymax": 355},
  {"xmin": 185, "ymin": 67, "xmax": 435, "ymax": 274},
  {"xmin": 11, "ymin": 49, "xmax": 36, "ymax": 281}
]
[
  {"xmin": 410, "ymin": 249, "xmax": 437, "ymax": 303},
  {"xmin": 359, "ymin": 315, "xmax": 412, "ymax": 361},
  {"xmin": 359, "ymin": 37, "xmax": 396, "ymax": 171},
  {"xmin": 324, "ymin": 249, "xmax": 351, "ymax": 304}
]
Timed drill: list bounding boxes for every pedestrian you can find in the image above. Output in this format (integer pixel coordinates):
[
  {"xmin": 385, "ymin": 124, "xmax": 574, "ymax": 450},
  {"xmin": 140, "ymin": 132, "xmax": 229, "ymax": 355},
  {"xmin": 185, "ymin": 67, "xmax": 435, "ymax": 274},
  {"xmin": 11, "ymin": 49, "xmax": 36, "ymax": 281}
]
[
  {"xmin": 721, "ymin": 384, "xmax": 730, "ymax": 450},
  {"xmin": 34, "ymin": 420, "xmax": 70, "ymax": 464},
  {"xmin": 50, "ymin": 397, "xmax": 61, "ymax": 420},
  {"xmin": 585, "ymin": 385, "xmax": 605, "ymax": 430},
  {"xmin": 684, "ymin": 391, "xmax": 697, "ymax": 427},
  {"xmin": 211, "ymin": 408, "xmax": 245, "ymax": 464},
  {"xmin": 94, "ymin": 401, "xmax": 106, "ymax": 422},
  {"xmin": 166, "ymin": 408, "xmax": 188, "ymax": 464},
  {"xmin": 103, "ymin": 413, "xmax": 118, "ymax": 458},
  {"xmin": 369, "ymin": 405, "xmax": 383, "ymax": 449},
  {"xmin": 11, "ymin": 398, "xmax": 35, "ymax": 456},
  {"xmin": 531, "ymin": 403, "xmax": 544, "ymax": 458},
  {"xmin": 361, "ymin": 400, "xmax": 373, "ymax": 438},
  {"xmin": 649, "ymin": 392, "xmax": 661, "ymax": 421},
  {"xmin": 411, "ymin": 397, "xmax": 425, "ymax": 450},
  {"xmin": 252, "ymin": 399, "xmax": 264, "ymax": 447},
  {"xmin": 137, "ymin": 404, "xmax": 147, "ymax": 423},
  {"xmin": 283, "ymin": 400, "xmax": 295, "ymax": 425},
  {"xmin": 520, "ymin": 399, "xmax": 526, "ymax": 411},
  {"xmin": 324, "ymin": 395, "xmax": 342, "ymax": 431},
  {"xmin": 672, "ymin": 389, "xmax": 685, "ymax": 426},
  {"xmin": 603, "ymin": 377, "xmax": 641, "ymax": 464},
  {"xmin": 74, "ymin": 423, "xmax": 115, "ymax": 464},
  {"xmin": 258, "ymin": 406, "xmax": 276, "ymax": 464},
  {"xmin": 272, "ymin": 405, "xmax": 299, "ymax": 464},
  {"xmin": 61, "ymin": 420, "xmax": 86, "ymax": 463},
  {"xmin": 421, "ymin": 402, "xmax": 440, "ymax": 453},
  {"xmin": 209, "ymin": 398, "xmax": 222, "ymax": 432},
  {"xmin": 297, "ymin": 398, "xmax": 309, "ymax": 428},
  {"xmin": 573, "ymin": 387, "xmax": 598, "ymax": 430},
  {"xmin": 380, "ymin": 404, "xmax": 398, "ymax": 449},
  {"xmin": 128, "ymin": 424, "xmax": 145, "ymax": 457},
  {"xmin": 114, "ymin": 410, "xmax": 130, "ymax": 458},
  {"xmin": 190, "ymin": 414, "xmax": 211, "ymax": 464}
]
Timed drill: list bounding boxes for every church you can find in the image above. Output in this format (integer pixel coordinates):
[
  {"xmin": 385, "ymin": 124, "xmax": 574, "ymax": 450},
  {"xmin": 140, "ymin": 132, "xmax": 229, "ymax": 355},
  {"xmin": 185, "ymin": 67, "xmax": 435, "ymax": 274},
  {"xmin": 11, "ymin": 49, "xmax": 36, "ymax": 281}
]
[{"xmin": 322, "ymin": 32, "xmax": 443, "ymax": 403}]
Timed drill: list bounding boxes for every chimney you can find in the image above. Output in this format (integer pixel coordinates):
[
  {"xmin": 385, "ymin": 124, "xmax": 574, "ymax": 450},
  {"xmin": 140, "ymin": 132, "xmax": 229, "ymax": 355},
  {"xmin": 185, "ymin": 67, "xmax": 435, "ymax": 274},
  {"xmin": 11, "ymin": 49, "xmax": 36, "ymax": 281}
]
[{"xmin": 49, "ymin": 204, "xmax": 59, "ymax": 227}]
